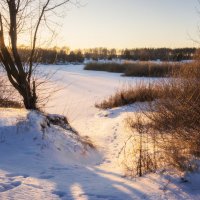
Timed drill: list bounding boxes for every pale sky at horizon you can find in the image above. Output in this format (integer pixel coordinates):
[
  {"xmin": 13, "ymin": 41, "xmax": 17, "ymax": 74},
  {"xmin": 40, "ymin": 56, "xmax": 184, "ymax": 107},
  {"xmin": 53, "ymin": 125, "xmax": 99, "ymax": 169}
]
[{"xmin": 53, "ymin": 0, "xmax": 200, "ymax": 49}]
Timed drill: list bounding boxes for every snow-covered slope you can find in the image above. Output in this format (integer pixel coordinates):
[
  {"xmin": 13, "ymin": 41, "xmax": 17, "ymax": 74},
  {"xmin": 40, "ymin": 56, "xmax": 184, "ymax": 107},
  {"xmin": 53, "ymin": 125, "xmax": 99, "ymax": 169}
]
[
  {"xmin": 0, "ymin": 108, "xmax": 101, "ymax": 199},
  {"xmin": 0, "ymin": 65, "xmax": 200, "ymax": 199},
  {"xmin": 0, "ymin": 108, "xmax": 98, "ymax": 164}
]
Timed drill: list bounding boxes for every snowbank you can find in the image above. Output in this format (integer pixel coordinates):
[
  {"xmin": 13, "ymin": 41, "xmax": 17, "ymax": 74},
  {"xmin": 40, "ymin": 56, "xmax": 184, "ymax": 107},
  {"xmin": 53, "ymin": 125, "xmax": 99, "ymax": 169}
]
[{"xmin": 0, "ymin": 108, "xmax": 99, "ymax": 165}]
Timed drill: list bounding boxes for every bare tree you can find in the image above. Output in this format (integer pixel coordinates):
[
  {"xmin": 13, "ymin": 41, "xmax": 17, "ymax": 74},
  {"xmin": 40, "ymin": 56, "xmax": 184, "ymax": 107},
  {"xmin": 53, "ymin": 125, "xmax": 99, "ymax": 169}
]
[{"xmin": 0, "ymin": 0, "xmax": 74, "ymax": 109}]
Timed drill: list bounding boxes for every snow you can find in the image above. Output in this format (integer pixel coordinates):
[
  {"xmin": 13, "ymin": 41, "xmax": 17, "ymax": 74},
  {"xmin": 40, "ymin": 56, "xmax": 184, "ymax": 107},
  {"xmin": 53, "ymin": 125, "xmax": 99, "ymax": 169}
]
[{"xmin": 0, "ymin": 64, "xmax": 200, "ymax": 199}]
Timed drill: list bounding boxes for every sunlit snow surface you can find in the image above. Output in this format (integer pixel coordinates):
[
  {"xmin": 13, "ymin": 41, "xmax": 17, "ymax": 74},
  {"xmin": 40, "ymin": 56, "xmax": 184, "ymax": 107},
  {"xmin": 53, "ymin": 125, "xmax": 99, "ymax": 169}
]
[{"xmin": 0, "ymin": 65, "xmax": 200, "ymax": 200}]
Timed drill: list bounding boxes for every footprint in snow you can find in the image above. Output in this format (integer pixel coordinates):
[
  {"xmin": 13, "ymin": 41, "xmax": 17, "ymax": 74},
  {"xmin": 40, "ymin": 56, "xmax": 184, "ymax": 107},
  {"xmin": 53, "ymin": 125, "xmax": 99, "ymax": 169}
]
[
  {"xmin": 0, "ymin": 181, "xmax": 21, "ymax": 192},
  {"xmin": 49, "ymin": 167, "xmax": 70, "ymax": 171},
  {"xmin": 39, "ymin": 175, "xmax": 54, "ymax": 179},
  {"xmin": 52, "ymin": 190, "xmax": 67, "ymax": 198},
  {"xmin": 86, "ymin": 193, "xmax": 119, "ymax": 200},
  {"xmin": 113, "ymin": 135, "xmax": 117, "ymax": 140}
]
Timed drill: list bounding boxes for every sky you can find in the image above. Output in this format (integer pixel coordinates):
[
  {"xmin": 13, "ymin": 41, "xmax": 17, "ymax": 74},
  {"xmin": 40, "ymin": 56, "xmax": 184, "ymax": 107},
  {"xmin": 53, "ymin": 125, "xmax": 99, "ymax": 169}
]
[{"xmin": 53, "ymin": 0, "xmax": 200, "ymax": 49}]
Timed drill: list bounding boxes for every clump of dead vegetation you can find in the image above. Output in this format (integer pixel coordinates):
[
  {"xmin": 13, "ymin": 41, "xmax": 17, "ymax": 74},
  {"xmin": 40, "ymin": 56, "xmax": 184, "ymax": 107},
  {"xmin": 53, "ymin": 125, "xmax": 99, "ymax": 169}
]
[
  {"xmin": 0, "ymin": 76, "xmax": 22, "ymax": 108},
  {"xmin": 121, "ymin": 62, "xmax": 200, "ymax": 177},
  {"xmin": 96, "ymin": 83, "xmax": 163, "ymax": 109},
  {"xmin": 85, "ymin": 62, "xmax": 184, "ymax": 77},
  {"xmin": 41, "ymin": 113, "xmax": 96, "ymax": 150}
]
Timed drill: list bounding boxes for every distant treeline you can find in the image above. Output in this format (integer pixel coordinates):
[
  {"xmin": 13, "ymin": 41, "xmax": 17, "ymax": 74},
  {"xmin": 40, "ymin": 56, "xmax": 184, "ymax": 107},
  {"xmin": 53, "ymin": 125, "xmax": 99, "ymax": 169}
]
[
  {"xmin": 18, "ymin": 47, "xmax": 196, "ymax": 64},
  {"xmin": 18, "ymin": 47, "xmax": 84, "ymax": 64}
]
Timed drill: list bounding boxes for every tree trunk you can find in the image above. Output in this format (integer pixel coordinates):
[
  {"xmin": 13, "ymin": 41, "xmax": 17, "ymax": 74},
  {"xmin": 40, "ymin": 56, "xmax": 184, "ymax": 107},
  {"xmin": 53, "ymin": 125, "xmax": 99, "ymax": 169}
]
[
  {"xmin": 0, "ymin": 11, "xmax": 37, "ymax": 110},
  {"xmin": 23, "ymin": 95, "xmax": 37, "ymax": 110},
  {"xmin": 21, "ymin": 81, "xmax": 37, "ymax": 110}
]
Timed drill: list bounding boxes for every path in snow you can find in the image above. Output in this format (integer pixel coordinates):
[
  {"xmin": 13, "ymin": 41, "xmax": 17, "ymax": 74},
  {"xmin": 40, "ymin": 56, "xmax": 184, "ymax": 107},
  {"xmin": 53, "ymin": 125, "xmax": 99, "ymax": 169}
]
[
  {"xmin": 43, "ymin": 65, "xmax": 151, "ymax": 165},
  {"xmin": 44, "ymin": 65, "xmax": 153, "ymax": 146}
]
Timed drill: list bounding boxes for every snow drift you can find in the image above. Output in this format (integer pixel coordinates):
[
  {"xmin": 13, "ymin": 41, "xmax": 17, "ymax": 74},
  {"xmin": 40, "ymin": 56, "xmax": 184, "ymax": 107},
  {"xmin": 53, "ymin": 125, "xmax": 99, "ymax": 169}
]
[{"xmin": 0, "ymin": 108, "xmax": 99, "ymax": 165}]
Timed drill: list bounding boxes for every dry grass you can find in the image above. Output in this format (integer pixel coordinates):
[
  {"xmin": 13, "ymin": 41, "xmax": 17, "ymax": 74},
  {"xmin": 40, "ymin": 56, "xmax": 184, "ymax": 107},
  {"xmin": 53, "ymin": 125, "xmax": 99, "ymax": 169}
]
[
  {"xmin": 85, "ymin": 62, "xmax": 183, "ymax": 77},
  {"xmin": 96, "ymin": 83, "xmax": 164, "ymax": 109},
  {"xmin": 0, "ymin": 99, "xmax": 23, "ymax": 108},
  {"xmin": 84, "ymin": 62, "xmax": 126, "ymax": 73},
  {"xmin": 0, "ymin": 76, "xmax": 23, "ymax": 108}
]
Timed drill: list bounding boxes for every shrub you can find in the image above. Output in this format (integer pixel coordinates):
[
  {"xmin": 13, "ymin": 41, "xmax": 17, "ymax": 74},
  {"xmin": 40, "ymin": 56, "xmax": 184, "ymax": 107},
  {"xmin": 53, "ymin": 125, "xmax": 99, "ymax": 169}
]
[
  {"xmin": 122, "ymin": 63, "xmax": 200, "ymax": 177},
  {"xmin": 121, "ymin": 116, "xmax": 157, "ymax": 177}
]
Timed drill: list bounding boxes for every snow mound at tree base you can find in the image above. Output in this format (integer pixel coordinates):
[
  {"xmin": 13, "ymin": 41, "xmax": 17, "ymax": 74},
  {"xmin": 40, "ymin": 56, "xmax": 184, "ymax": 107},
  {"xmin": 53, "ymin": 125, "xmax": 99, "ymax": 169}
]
[{"xmin": 0, "ymin": 108, "xmax": 101, "ymax": 166}]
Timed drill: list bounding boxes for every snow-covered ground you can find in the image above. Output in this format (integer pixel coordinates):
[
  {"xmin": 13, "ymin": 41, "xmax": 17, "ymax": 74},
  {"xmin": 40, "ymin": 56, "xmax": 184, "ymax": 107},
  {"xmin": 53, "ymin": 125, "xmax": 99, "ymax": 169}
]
[{"xmin": 0, "ymin": 64, "xmax": 200, "ymax": 199}]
